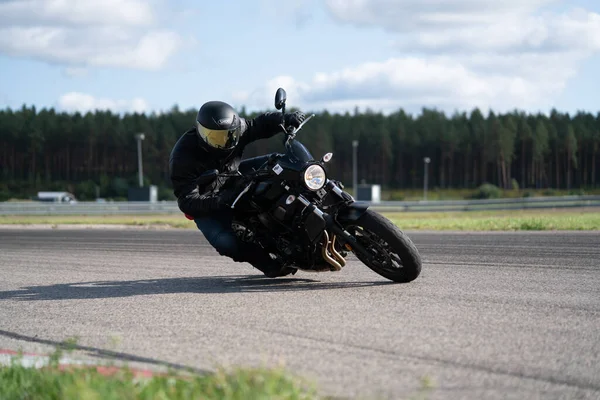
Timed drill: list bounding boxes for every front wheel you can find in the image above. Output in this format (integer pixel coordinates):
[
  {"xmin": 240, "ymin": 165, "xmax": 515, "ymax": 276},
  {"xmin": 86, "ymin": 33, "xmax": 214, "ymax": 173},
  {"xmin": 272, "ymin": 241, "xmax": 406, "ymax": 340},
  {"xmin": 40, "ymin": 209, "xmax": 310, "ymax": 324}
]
[{"xmin": 343, "ymin": 210, "xmax": 422, "ymax": 283}]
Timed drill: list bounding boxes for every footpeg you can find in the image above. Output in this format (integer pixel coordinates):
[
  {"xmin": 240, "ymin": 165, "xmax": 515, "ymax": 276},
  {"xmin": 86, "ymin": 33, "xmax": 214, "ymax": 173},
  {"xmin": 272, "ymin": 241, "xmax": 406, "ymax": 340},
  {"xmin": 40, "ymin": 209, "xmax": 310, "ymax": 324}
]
[{"xmin": 231, "ymin": 222, "xmax": 254, "ymax": 242}]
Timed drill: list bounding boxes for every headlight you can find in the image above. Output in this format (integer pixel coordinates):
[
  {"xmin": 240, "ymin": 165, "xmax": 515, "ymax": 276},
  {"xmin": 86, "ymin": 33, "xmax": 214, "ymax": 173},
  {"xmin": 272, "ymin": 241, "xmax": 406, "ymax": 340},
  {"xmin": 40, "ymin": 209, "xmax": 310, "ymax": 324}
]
[{"xmin": 303, "ymin": 165, "xmax": 326, "ymax": 191}]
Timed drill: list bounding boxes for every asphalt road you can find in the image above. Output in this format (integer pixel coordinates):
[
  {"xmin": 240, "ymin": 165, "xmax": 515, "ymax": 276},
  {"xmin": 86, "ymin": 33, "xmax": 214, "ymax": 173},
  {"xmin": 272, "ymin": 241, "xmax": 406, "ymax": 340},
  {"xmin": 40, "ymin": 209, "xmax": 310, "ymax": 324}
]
[{"xmin": 1, "ymin": 227, "xmax": 599, "ymax": 399}]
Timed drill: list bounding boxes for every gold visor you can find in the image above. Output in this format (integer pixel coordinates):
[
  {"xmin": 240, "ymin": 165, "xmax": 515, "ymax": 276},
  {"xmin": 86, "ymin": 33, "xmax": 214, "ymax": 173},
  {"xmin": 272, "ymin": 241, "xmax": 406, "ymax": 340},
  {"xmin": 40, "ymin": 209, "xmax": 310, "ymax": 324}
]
[{"xmin": 197, "ymin": 123, "xmax": 240, "ymax": 150}]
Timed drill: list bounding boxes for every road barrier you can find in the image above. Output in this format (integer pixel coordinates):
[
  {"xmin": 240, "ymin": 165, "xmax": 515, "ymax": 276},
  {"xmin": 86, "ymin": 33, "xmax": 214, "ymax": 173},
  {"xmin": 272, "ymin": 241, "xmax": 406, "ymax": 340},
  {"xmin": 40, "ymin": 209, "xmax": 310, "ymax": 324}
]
[
  {"xmin": 372, "ymin": 195, "xmax": 600, "ymax": 212},
  {"xmin": 2, "ymin": 195, "xmax": 600, "ymax": 215}
]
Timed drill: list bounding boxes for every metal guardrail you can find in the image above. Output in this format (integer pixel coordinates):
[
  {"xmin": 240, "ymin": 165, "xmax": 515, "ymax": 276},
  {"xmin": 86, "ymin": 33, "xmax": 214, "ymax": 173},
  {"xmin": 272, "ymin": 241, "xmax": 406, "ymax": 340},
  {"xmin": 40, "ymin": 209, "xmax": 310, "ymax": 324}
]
[
  {"xmin": 371, "ymin": 195, "xmax": 600, "ymax": 212},
  {"xmin": 1, "ymin": 195, "xmax": 600, "ymax": 215},
  {"xmin": 0, "ymin": 201, "xmax": 181, "ymax": 216}
]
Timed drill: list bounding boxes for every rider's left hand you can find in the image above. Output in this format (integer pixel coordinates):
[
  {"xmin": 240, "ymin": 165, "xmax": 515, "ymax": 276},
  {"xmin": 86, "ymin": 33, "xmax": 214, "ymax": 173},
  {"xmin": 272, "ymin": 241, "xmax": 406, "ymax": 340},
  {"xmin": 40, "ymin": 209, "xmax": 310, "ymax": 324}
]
[{"xmin": 284, "ymin": 111, "xmax": 305, "ymax": 128}]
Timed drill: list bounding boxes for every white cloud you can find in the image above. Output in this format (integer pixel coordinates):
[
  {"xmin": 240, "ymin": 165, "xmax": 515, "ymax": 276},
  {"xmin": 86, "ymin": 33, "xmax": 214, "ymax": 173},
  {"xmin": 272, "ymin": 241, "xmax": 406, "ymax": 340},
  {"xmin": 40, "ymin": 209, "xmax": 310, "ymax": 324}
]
[
  {"xmin": 58, "ymin": 92, "xmax": 149, "ymax": 113},
  {"xmin": 63, "ymin": 67, "xmax": 89, "ymax": 78},
  {"xmin": 325, "ymin": 1, "xmax": 600, "ymax": 55},
  {"xmin": 238, "ymin": 53, "xmax": 581, "ymax": 114},
  {"xmin": 0, "ymin": 92, "xmax": 10, "ymax": 109},
  {"xmin": 395, "ymin": 8, "xmax": 600, "ymax": 54},
  {"xmin": 0, "ymin": 0, "xmax": 155, "ymax": 27},
  {"xmin": 260, "ymin": 0, "xmax": 317, "ymax": 27},
  {"xmin": 325, "ymin": 0, "xmax": 558, "ymax": 32},
  {"xmin": 235, "ymin": 76, "xmax": 305, "ymax": 110},
  {"xmin": 235, "ymin": 0, "xmax": 600, "ymax": 114},
  {"xmin": 231, "ymin": 90, "xmax": 251, "ymax": 105},
  {"xmin": 0, "ymin": 0, "xmax": 182, "ymax": 71}
]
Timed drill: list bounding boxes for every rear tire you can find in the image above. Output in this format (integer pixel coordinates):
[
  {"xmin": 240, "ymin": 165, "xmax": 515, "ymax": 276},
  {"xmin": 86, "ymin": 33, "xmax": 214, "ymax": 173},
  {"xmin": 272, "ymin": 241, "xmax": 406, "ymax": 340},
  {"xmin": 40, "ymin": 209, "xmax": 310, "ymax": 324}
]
[{"xmin": 343, "ymin": 210, "xmax": 422, "ymax": 283}]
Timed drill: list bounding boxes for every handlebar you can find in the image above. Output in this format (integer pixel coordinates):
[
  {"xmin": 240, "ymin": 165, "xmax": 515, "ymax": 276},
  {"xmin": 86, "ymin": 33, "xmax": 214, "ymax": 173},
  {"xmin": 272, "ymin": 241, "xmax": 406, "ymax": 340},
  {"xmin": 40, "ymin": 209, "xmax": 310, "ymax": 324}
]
[
  {"xmin": 292, "ymin": 113, "xmax": 315, "ymax": 133},
  {"xmin": 279, "ymin": 113, "xmax": 316, "ymax": 140}
]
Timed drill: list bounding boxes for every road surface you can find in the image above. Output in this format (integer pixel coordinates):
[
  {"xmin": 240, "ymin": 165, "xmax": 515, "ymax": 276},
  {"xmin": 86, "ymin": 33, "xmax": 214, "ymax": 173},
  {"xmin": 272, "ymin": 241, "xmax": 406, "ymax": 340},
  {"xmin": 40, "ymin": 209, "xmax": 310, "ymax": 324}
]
[{"xmin": 1, "ymin": 227, "xmax": 599, "ymax": 399}]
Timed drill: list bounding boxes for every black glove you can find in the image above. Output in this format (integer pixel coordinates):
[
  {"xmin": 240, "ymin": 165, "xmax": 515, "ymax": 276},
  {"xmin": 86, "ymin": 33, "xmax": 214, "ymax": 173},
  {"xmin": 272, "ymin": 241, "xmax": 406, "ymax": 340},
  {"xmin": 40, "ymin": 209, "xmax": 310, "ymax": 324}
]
[
  {"xmin": 216, "ymin": 190, "xmax": 239, "ymax": 209},
  {"xmin": 216, "ymin": 178, "xmax": 248, "ymax": 209},
  {"xmin": 284, "ymin": 111, "xmax": 305, "ymax": 129}
]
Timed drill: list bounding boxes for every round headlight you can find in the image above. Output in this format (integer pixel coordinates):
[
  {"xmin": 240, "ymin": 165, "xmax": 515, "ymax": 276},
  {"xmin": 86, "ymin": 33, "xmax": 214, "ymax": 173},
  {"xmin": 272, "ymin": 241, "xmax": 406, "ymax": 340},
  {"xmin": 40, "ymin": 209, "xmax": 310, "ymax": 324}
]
[{"xmin": 303, "ymin": 165, "xmax": 326, "ymax": 191}]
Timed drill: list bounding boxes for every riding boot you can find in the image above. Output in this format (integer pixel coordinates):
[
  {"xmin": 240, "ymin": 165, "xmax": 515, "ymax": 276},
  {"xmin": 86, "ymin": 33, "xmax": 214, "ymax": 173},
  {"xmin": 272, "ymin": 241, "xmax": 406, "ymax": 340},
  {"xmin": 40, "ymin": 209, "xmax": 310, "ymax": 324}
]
[{"xmin": 242, "ymin": 248, "xmax": 297, "ymax": 278}]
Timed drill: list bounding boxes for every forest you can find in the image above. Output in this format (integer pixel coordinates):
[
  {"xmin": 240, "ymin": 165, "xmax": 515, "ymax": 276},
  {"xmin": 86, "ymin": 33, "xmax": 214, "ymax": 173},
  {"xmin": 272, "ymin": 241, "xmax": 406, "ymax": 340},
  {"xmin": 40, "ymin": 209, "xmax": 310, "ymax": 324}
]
[{"xmin": 0, "ymin": 104, "xmax": 599, "ymax": 201}]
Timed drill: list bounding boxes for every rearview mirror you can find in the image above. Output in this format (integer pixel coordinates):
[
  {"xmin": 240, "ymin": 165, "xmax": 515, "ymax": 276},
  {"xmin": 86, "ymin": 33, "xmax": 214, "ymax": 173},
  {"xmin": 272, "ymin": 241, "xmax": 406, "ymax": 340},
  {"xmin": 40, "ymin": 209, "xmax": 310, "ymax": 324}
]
[
  {"xmin": 275, "ymin": 88, "xmax": 287, "ymax": 110},
  {"xmin": 196, "ymin": 169, "xmax": 218, "ymax": 186}
]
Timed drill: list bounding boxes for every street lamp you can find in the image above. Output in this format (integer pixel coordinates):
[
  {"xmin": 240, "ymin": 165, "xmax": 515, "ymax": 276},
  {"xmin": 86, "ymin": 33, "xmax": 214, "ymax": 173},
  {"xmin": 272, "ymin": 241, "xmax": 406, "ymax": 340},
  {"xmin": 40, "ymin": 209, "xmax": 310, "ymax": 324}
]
[
  {"xmin": 135, "ymin": 133, "xmax": 145, "ymax": 188},
  {"xmin": 352, "ymin": 140, "xmax": 359, "ymax": 198},
  {"xmin": 423, "ymin": 157, "xmax": 431, "ymax": 201}
]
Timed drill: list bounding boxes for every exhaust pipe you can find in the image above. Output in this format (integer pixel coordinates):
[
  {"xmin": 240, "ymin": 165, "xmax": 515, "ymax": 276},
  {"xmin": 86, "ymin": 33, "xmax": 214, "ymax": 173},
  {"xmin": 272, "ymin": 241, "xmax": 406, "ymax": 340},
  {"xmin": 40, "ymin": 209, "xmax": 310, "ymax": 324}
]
[{"xmin": 322, "ymin": 231, "xmax": 343, "ymax": 271}]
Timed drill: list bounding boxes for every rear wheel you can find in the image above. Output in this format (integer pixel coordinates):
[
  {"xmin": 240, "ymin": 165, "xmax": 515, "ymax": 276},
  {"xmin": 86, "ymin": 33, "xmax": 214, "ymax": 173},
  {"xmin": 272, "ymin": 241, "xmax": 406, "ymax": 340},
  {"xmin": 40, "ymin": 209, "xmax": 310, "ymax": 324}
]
[{"xmin": 343, "ymin": 210, "xmax": 422, "ymax": 283}]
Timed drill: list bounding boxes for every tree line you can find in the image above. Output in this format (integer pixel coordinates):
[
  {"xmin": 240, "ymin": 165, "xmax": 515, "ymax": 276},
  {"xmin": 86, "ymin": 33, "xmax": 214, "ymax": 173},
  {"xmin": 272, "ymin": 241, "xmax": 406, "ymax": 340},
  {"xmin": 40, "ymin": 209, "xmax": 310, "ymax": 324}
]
[{"xmin": 0, "ymin": 104, "xmax": 598, "ymax": 201}]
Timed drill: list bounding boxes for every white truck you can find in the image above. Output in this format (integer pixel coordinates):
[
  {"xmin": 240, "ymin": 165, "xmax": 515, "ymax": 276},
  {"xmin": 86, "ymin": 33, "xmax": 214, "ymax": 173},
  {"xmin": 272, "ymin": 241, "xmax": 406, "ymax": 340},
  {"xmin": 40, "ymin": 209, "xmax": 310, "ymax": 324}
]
[{"xmin": 35, "ymin": 192, "xmax": 78, "ymax": 204}]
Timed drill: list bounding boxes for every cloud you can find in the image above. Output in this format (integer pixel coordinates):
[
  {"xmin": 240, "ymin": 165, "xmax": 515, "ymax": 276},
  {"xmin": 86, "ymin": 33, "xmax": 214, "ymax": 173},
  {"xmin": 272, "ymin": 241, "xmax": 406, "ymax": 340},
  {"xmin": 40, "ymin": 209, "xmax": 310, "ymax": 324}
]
[
  {"xmin": 0, "ymin": 0, "xmax": 155, "ymax": 27},
  {"xmin": 235, "ymin": 0, "xmax": 599, "ymax": 114},
  {"xmin": 0, "ymin": 0, "xmax": 182, "ymax": 70},
  {"xmin": 394, "ymin": 8, "xmax": 600, "ymax": 55},
  {"xmin": 325, "ymin": 1, "xmax": 600, "ymax": 55},
  {"xmin": 63, "ymin": 67, "xmax": 89, "ymax": 78},
  {"xmin": 260, "ymin": 0, "xmax": 317, "ymax": 28},
  {"xmin": 237, "ymin": 53, "xmax": 581, "ymax": 114},
  {"xmin": 58, "ymin": 92, "xmax": 149, "ymax": 113},
  {"xmin": 325, "ymin": 0, "xmax": 558, "ymax": 32},
  {"xmin": 0, "ymin": 92, "xmax": 10, "ymax": 109}
]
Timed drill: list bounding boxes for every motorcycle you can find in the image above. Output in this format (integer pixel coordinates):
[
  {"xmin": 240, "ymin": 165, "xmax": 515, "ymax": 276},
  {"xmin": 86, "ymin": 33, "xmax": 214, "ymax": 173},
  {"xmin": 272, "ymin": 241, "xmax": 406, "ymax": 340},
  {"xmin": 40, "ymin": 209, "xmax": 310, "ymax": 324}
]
[{"xmin": 199, "ymin": 88, "xmax": 422, "ymax": 283}]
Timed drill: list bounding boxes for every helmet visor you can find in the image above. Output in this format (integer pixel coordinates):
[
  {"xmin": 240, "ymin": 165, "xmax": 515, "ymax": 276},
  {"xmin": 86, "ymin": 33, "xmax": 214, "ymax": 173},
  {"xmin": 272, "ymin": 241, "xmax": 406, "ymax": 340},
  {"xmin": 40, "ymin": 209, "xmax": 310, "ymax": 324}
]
[{"xmin": 196, "ymin": 122, "xmax": 240, "ymax": 150}]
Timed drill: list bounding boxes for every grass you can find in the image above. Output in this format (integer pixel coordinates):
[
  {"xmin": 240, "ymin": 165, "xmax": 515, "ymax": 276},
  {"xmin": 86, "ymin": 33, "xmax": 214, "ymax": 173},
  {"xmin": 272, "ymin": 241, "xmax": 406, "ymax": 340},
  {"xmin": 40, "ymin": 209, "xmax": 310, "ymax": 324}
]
[
  {"xmin": 0, "ymin": 342, "xmax": 436, "ymax": 400},
  {"xmin": 386, "ymin": 209, "xmax": 600, "ymax": 231},
  {"xmin": 1, "ymin": 351, "xmax": 321, "ymax": 400},
  {"xmin": 1, "ymin": 209, "xmax": 599, "ymax": 231},
  {"xmin": 0, "ymin": 214, "xmax": 196, "ymax": 229},
  {"xmin": 6, "ymin": 187, "xmax": 600, "ymax": 204},
  {"xmin": 0, "ymin": 364, "xmax": 321, "ymax": 400},
  {"xmin": 380, "ymin": 187, "xmax": 600, "ymax": 201}
]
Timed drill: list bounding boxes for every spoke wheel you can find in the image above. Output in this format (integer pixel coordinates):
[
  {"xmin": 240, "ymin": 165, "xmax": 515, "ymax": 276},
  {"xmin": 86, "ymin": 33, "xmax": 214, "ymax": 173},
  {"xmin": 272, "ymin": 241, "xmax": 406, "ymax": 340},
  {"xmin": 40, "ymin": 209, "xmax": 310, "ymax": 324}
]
[
  {"xmin": 347, "ymin": 226, "xmax": 404, "ymax": 274},
  {"xmin": 343, "ymin": 210, "xmax": 422, "ymax": 283}
]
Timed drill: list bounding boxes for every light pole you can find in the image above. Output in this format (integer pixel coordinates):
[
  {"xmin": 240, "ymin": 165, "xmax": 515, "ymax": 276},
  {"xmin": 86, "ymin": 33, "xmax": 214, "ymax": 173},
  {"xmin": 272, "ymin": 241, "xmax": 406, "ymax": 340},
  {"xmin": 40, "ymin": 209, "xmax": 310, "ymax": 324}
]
[
  {"xmin": 423, "ymin": 157, "xmax": 430, "ymax": 201},
  {"xmin": 135, "ymin": 133, "xmax": 145, "ymax": 188},
  {"xmin": 352, "ymin": 140, "xmax": 359, "ymax": 198}
]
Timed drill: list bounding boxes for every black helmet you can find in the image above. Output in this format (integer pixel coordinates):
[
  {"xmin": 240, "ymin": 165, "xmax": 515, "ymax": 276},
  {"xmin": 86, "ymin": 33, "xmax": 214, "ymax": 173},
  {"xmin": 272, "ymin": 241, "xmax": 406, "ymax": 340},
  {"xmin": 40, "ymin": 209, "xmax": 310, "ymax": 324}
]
[{"xmin": 195, "ymin": 101, "xmax": 241, "ymax": 151}]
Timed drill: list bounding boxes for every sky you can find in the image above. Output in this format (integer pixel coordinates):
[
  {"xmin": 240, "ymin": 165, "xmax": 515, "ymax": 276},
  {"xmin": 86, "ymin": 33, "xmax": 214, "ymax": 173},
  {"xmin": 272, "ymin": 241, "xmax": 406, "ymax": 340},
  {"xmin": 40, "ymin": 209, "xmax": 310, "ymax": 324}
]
[{"xmin": 1, "ymin": 0, "xmax": 599, "ymax": 117}]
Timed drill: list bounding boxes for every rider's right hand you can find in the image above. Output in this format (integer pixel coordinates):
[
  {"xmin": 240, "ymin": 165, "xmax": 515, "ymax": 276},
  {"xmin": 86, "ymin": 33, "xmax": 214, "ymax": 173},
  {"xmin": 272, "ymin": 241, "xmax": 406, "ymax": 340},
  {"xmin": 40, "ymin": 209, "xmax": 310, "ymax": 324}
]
[
  {"xmin": 216, "ymin": 191, "xmax": 239, "ymax": 209},
  {"xmin": 217, "ymin": 177, "xmax": 248, "ymax": 208},
  {"xmin": 284, "ymin": 111, "xmax": 305, "ymax": 129}
]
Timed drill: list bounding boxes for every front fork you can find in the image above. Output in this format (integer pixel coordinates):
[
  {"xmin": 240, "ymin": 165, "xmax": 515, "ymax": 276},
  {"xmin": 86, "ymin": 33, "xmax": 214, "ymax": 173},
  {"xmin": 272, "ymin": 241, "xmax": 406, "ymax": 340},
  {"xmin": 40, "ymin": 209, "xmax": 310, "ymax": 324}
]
[
  {"xmin": 328, "ymin": 220, "xmax": 373, "ymax": 262},
  {"xmin": 294, "ymin": 181, "xmax": 374, "ymax": 265}
]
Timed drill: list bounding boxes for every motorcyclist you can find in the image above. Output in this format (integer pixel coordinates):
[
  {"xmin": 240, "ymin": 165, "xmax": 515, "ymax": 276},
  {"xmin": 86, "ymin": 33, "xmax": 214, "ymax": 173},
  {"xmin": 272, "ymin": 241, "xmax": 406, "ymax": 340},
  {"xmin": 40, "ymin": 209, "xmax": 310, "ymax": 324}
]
[{"xmin": 169, "ymin": 100, "xmax": 306, "ymax": 277}]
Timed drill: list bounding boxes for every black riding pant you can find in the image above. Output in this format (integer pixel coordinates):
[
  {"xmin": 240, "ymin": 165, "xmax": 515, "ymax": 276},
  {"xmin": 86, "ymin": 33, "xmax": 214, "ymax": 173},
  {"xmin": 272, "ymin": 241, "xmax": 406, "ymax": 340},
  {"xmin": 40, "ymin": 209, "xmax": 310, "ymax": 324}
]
[{"xmin": 193, "ymin": 155, "xmax": 280, "ymax": 273}]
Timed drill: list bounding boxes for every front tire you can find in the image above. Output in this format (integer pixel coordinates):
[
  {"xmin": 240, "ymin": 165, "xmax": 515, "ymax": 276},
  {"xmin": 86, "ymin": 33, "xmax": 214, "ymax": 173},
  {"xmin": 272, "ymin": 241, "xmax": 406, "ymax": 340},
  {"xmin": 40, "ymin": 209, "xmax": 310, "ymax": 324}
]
[{"xmin": 343, "ymin": 210, "xmax": 422, "ymax": 283}]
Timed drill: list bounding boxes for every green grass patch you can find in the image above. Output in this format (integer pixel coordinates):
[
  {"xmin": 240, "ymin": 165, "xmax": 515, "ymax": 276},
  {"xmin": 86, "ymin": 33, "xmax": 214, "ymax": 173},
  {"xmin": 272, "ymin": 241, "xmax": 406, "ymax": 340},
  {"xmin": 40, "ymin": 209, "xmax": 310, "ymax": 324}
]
[
  {"xmin": 385, "ymin": 209, "xmax": 600, "ymax": 231},
  {"xmin": 380, "ymin": 187, "xmax": 600, "ymax": 201},
  {"xmin": 0, "ymin": 339, "xmax": 437, "ymax": 400},
  {"xmin": 0, "ymin": 214, "xmax": 196, "ymax": 229},
  {"xmin": 1, "ymin": 354, "xmax": 321, "ymax": 400},
  {"xmin": 1, "ymin": 209, "xmax": 599, "ymax": 231}
]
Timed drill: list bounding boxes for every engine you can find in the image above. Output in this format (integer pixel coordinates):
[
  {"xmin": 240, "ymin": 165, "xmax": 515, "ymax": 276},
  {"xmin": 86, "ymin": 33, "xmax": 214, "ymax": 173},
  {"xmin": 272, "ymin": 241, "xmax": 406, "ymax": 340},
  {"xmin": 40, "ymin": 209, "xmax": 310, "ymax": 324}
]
[{"xmin": 232, "ymin": 190, "xmax": 340, "ymax": 271}]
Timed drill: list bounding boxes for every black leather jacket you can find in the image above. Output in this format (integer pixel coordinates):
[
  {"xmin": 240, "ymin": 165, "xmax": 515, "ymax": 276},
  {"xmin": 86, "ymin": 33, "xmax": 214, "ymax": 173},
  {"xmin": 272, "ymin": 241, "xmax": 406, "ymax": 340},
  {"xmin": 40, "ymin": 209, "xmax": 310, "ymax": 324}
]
[{"xmin": 169, "ymin": 112, "xmax": 284, "ymax": 218}]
